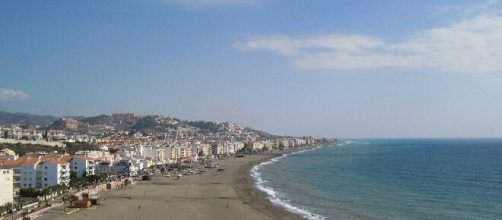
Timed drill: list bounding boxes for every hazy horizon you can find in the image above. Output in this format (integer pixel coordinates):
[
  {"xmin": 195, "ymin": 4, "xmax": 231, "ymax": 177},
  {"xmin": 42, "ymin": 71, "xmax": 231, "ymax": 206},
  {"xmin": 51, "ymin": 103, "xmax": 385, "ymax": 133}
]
[{"xmin": 3, "ymin": 0, "xmax": 502, "ymax": 138}]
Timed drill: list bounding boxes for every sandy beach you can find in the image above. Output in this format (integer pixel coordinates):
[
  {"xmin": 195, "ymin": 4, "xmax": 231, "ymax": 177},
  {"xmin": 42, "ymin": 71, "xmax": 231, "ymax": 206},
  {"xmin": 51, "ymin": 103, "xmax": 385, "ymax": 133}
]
[{"xmin": 38, "ymin": 152, "xmax": 304, "ymax": 220}]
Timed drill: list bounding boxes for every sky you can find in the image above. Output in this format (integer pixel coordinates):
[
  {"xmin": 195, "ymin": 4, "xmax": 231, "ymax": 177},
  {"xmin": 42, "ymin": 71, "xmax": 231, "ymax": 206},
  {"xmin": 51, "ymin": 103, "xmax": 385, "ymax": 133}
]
[{"xmin": 2, "ymin": 0, "xmax": 502, "ymax": 138}]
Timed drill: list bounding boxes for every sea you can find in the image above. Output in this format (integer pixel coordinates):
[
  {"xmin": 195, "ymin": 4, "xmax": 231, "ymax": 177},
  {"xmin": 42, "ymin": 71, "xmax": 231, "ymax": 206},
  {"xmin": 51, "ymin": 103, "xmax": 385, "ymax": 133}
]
[{"xmin": 251, "ymin": 139, "xmax": 502, "ymax": 220}]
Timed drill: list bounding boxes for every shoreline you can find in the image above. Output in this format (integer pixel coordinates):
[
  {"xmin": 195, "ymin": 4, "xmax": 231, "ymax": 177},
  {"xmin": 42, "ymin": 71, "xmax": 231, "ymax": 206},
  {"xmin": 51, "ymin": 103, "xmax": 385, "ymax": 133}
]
[
  {"xmin": 240, "ymin": 146, "xmax": 325, "ymax": 220},
  {"xmin": 37, "ymin": 146, "xmax": 321, "ymax": 220},
  {"xmin": 232, "ymin": 149, "xmax": 308, "ymax": 220}
]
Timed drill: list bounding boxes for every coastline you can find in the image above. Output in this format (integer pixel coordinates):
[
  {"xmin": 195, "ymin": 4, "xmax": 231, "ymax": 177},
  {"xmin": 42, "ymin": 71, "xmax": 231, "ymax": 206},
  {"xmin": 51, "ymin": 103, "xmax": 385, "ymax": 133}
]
[
  {"xmin": 37, "ymin": 146, "xmax": 319, "ymax": 220},
  {"xmin": 243, "ymin": 146, "xmax": 325, "ymax": 220},
  {"xmin": 232, "ymin": 148, "xmax": 309, "ymax": 220}
]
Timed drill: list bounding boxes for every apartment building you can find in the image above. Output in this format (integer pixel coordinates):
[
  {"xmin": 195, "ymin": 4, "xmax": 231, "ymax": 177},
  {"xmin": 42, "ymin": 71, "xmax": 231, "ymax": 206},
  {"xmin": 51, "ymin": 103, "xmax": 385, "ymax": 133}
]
[
  {"xmin": 71, "ymin": 156, "xmax": 96, "ymax": 178},
  {"xmin": 0, "ymin": 168, "xmax": 14, "ymax": 206}
]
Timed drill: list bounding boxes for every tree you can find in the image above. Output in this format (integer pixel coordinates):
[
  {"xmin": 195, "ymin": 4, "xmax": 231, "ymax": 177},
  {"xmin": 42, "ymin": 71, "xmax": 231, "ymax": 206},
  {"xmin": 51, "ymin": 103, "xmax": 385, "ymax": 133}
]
[
  {"xmin": 0, "ymin": 202, "xmax": 13, "ymax": 215},
  {"xmin": 2, "ymin": 130, "xmax": 8, "ymax": 139},
  {"xmin": 42, "ymin": 130, "xmax": 48, "ymax": 141},
  {"xmin": 198, "ymin": 151, "xmax": 205, "ymax": 157},
  {"xmin": 85, "ymin": 175, "xmax": 100, "ymax": 184},
  {"xmin": 19, "ymin": 188, "xmax": 40, "ymax": 197}
]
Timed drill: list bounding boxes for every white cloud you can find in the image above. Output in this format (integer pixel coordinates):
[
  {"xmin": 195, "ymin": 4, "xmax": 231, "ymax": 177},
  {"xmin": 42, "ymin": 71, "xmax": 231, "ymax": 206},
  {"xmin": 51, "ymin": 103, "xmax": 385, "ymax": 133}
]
[
  {"xmin": 234, "ymin": 35, "xmax": 383, "ymax": 56},
  {"xmin": 165, "ymin": 0, "xmax": 255, "ymax": 8},
  {"xmin": 0, "ymin": 88, "xmax": 31, "ymax": 101},
  {"xmin": 234, "ymin": 2, "xmax": 502, "ymax": 74}
]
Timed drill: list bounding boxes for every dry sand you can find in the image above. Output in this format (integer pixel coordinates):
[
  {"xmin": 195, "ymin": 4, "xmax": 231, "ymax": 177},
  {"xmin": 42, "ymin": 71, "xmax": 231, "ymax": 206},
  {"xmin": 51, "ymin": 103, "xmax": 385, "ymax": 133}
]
[{"xmin": 39, "ymin": 153, "xmax": 304, "ymax": 220}]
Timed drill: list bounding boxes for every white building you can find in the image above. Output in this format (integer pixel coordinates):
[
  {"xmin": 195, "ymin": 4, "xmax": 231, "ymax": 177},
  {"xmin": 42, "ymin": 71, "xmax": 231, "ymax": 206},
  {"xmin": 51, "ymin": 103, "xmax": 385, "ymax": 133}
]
[
  {"xmin": 19, "ymin": 157, "xmax": 40, "ymax": 189},
  {"xmin": 0, "ymin": 168, "xmax": 14, "ymax": 206},
  {"xmin": 71, "ymin": 156, "xmax": 96, "ymax": 178},
  {"xmin": 212, "ymin": 144, "xmax": 224, "ymax": 155},
  {"xmin": 141, "ymin": 145, "xmax": 166, "ymax": 163},
  {"xmin": 111, "ymin": 160, "xmax": 136, "ymax": 177},
  {"xmin": 19, "ymin": 158, "xmax": 70, "ymax": 189}
]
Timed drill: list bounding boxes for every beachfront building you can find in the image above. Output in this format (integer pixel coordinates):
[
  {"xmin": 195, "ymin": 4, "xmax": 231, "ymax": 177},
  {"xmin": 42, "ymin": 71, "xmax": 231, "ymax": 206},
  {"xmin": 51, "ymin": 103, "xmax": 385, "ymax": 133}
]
[
  {"xmin": 141, "ymin": 145, "xmax": 166, "ymax": 163},
  {"xmin": 94, "ymin": 160, "xmax": 113, "ymax": 176},
  {"xmin": 199, "ymin": 143, "xmax": 212, "ymax": 156},
  {"xmin": 249, "ymin": 141, "xmax": 264, "ymax": 151},
  {"xmin": 38, "ymin": 159, "xmax": 70, "ymax": 188},
  {"xmin": 0, "ymin": 168, "xmax": 14, "ymax": 206},
  {"xmin": 0, "ymin": 159, "xmax": 22, "ymax": 199},
  {"xmin": 169, "ymin": 145, "xmax": 191, "ymax": 162},
  {"xmin": 71, "ymin": 156, "xmax": 96, "ymax": 177},
  {"xmin": 233, "ymin": 142, "xmax": 245, "ymax": 152},
  {"xmin": 19, "ymin": 157, "xmax": 40, "ymax": 189},
  {"xmin": 161, "ymin": 146, "xmax": 172, "ymax": 163},
  {"xmin": 212, "ymin": 144, "xmax": 224, "ymax": 156},
  {"xmin": 19, "ymin": 157, "xmax": 70, "ymax": 189},
  {"xmin": 190, "ymin": 145, "xmax": 199, "ymax": 161},
  {"xmin": 111, "ymin": 160, "xmax": 136, "ymax": 177}
]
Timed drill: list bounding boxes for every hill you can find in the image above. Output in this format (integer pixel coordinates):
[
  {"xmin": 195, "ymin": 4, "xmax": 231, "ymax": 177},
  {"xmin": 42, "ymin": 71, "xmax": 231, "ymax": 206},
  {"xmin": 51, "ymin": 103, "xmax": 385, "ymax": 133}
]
[{"xmin": 0, "ymin": 111, "xmax": 59, "ymax": 127}]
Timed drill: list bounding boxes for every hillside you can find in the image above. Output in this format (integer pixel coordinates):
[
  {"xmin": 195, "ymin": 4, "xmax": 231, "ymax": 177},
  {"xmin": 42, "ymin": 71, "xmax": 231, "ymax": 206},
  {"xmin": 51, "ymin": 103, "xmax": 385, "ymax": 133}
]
[
  {"xmin": 1, "ymin": 111, "xmax": 277, "ymax": 139},
  {"xmin": 0, "ymin": 111, "xmax": 59, "ymax": 127}
]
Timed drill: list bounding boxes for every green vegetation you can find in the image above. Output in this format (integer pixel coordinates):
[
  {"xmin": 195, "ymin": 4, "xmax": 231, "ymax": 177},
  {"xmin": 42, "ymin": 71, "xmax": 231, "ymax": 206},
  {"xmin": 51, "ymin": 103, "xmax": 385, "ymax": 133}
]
[
  {"xmin": 69, "ymin": 172, "xmax": 107, "ymax": 188},
  {"xmin": 185, "ymin": 121, "xmax": 219, "ymax": 133},
  {"xmin": 0, "ymin": 142, "xmax": 99, "ymax": 156},
  {"xmin": 0, "ymin": 202, "xmax": 13, "ymax": 215},
  {"xmin": 79, "ymin": 114, "xmax": 110, "ymax": 125},
  {"xmin": 19, "ymin": 184, "xmax": 67, "ymax": 197},
  {"xmin": 0, "ymin": 143, "xmax": 61, "ymax": 156},
  {"xmin": 63, "ymin": 142, "xmax": 99, "ymax": 154},
  {"xmin": 131, "ymin": 116, "xmax": 158, "ymax": 131}
]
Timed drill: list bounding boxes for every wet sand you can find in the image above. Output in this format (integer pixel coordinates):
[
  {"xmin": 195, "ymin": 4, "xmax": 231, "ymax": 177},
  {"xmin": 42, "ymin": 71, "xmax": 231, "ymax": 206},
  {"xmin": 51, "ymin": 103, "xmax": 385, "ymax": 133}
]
[{"xmin": 39, "ymin": 152, "xmax": 304, "ymax": 220}]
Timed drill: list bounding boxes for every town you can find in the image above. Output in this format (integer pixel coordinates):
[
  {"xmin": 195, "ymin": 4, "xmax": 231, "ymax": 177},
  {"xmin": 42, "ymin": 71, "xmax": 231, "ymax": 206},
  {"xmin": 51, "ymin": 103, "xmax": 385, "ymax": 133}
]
[{"xmin": 0, "ymin": 112, "xmax": 335, "ymax": 218}]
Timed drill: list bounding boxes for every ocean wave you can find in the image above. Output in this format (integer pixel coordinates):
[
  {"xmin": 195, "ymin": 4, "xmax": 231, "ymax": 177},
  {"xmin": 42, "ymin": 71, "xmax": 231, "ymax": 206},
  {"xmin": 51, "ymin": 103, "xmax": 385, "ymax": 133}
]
[{"xmin": 251, "ymin": 147, "xmax": 326, "ymax": 220}]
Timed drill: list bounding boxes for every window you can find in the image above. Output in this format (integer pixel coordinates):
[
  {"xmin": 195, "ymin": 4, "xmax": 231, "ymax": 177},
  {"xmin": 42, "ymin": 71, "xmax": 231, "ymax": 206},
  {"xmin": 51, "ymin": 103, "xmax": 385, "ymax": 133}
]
[
  {"xmin": 44, "ymin": 178, "xmax": 47, "ymax": 181},
  {"xmin": 74, "ymin": 167, "xmax": 78, "ymax": 170}
]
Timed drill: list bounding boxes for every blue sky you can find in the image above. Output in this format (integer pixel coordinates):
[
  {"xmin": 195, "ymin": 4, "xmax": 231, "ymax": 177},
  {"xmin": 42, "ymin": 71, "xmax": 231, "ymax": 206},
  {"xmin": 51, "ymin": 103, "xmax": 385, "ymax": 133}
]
[{"xmin": 2, "ymin": 0, "xmax": 502, "ymax": 138}]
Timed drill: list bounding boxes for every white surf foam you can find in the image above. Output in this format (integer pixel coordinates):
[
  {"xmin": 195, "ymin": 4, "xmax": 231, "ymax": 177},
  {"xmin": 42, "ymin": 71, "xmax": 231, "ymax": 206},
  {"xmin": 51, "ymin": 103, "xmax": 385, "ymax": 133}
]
[{"xmin": 251, "ymin": 147, "xmax": 326, "ymax": 220}]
